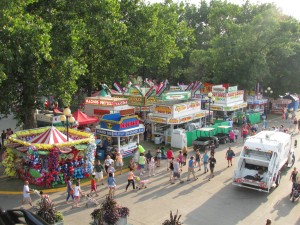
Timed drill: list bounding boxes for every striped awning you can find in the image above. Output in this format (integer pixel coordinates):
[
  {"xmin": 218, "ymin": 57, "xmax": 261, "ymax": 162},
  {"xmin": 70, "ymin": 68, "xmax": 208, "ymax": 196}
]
[{"xmin": 29, "ymin": 126, "xmax": 73, "ymax": 144}]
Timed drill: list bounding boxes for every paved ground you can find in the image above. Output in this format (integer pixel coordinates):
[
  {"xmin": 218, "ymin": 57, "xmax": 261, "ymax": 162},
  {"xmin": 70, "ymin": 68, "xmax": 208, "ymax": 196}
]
[{"xmin": 0, "ymin": 114, "xmax": 300, "ymax": 225}]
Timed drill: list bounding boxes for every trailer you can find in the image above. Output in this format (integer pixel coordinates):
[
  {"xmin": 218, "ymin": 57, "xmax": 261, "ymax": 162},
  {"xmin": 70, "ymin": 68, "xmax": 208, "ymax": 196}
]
[{"xmin": 233, "ymin": 131, "xmax": 295, "ymax": 193}]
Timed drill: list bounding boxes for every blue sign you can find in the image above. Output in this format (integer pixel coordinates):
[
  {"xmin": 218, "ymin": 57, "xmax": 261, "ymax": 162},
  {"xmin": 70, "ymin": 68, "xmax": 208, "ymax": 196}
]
[{"xmin": 96, "ymin": 127, "xmax": 144, "ymax": 137}]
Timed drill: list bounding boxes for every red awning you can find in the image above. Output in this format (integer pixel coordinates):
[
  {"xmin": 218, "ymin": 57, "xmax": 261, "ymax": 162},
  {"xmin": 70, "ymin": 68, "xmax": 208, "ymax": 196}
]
[{"xmin": 72, "ymin": 110, "xmax": 98, "ymax": 125}]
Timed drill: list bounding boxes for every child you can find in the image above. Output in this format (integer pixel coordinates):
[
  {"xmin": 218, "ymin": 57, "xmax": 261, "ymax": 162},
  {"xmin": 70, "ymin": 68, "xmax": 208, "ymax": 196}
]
[
  {"xmin": 39, "ymin": 191, "xmax": 51, "ymax": 203},
  {"xmin": 148, "ymin": 157, "xmax": 156, "ymax": 176},
  {"xmin": 107, "ymin": 173, "xmax": 116, "ymax": 198},
  {"xmin": 178, "ymin": 151, "xmax": 183, "ymax": 168},
  {"xmin": 90, "ymin": 174, "xmax": 99, "ymax": 197},
  {"xmin": 135, "ymin": 176, "xmax": 150, "ymax": 190},
  {"xmin": 73, "ymin": 182, "xmax": 84, "ymax": 208}
]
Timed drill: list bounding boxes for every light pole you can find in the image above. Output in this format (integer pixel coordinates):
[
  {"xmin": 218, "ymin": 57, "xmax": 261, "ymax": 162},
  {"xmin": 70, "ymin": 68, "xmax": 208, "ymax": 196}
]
[
  {"xmin": 205, "ymin": 92, "xmax": 215, "ymax": 125},
  {"xmin": 60, "ymin": 107, "xmax": 75, "ymax": 141},
  {"xmin": 264, "ymin": 87, "xmax": 273, "ymax": 114}
]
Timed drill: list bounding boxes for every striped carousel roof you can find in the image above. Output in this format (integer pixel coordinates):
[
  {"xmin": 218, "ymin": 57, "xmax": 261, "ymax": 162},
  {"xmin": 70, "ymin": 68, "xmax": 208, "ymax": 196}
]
[{"xmin": 29, "ymin": 126, "xmax": 73, "ymax": 144}]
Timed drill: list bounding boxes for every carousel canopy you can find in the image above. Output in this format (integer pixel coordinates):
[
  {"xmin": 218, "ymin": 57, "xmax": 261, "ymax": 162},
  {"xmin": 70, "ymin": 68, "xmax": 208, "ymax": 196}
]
[
  {"xmin": 28, "ymin": 126, "xmax": 73, "ymax": 144},
  {"xmin": 72, "ymin": 110, "xmax": 98, "ymax": 125}
]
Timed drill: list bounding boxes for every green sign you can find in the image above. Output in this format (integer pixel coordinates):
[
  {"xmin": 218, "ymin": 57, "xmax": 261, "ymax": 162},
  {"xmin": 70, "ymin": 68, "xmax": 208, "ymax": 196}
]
[{"xmin": 159, "ymin": 91, "xmax": 191, "ymax": 101}]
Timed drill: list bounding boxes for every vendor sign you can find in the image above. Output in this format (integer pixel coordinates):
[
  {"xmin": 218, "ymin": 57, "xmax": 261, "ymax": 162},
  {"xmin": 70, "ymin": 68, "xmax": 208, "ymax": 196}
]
[
  {"xmin": 153, "ymin": 105, "xmax": 172, "ymax": 114},
  {"xmin": 100, "ymin": 114, "xmax": 139, "ymax": 131},
  {"xmin": 85, "ymin": 97, "xmax": 128, "ymax": 106},
  {"xmin": 149, "ymin": 117, "xmax": 167, "ymax": 123},
  {"xmin": 159, "ymin": 91, "xmax": 191, "ymax": 101},
  {"xmin": 96, "ymin": 126, "xmax": 145, "ymax": 137},
  {"xmin": 128, "ymin": 96, "xmax": 144, "ymax": 106}
]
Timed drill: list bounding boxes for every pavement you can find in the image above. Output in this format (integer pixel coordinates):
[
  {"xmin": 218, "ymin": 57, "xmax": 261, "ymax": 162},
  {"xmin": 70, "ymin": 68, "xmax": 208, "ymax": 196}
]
[{"xmin": 1, "ymin": 114, "xmax": 300, "ymax": 225}]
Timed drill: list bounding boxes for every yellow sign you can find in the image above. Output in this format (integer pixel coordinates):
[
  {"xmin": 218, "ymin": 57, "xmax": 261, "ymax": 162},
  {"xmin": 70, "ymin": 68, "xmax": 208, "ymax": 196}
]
[
  {"xmin": 210, "ymin": 105, "xmax": 223, "ymax": 111},
  {"xmin": 174, "ymin": 104, "xmax": 187, "ymax": 112},
  {"xmin": 150, "ymin": 117, "xmax": 167, "ymax": 123},
  {"xmin": 168, "ymin": 118, "xmax": 179, "ymax": 124},
  {"xmin": 153, "ymin": 106, "xmax": 172, "ymax": 114},
  {"xmin": 180, "ymin": 116, "xmax": 192, "ymax": 123},
  {"xmin": 128, "ymin": 96, "xmax": 143, "ymax": 106},
  {"xmin": 195, "ymin": 113, "xmax": 205, "ymax": 118}
]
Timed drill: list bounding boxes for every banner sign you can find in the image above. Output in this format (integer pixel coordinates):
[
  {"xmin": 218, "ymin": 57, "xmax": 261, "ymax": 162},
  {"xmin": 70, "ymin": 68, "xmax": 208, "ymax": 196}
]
[
  {"xmin": 228, "ymin": 86, "xmax": 238, "ymax": 92},
  {"xmin": 85, "ymin": 97, "xmax": 128, "ymax": 106},
  {"xmin": 212, "ymin": 85, "xmax": 226, "ymax": 93},
  {"xmin": 96, "ymin": 127, "xmax": 145, "ymax": 137}
]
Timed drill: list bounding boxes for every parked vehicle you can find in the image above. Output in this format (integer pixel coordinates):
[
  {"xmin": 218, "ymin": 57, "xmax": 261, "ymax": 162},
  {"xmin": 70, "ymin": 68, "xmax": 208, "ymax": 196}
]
[
  {"xmin": 192, "ymin": 128, "xmax": 219, "ymax": 151},
  {"xmin": 233, "ymin": 131, "xmax": 295, "ymax": 193},
  {"xmin": 214, "ymin": 125, "xmax": 231, "ymax": 144}
]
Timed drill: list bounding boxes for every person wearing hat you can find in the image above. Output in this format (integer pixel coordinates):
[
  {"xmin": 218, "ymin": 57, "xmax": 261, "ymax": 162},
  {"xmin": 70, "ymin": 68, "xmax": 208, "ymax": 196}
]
[{"xmin": 171, "ymin": 158, "xmax": 184, "ymax": 184}]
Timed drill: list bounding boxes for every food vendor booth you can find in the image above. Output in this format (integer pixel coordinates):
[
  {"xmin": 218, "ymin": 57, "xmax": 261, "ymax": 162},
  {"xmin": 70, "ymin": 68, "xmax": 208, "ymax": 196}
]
[
  {"xmin": 2, "ymin": 126, "xmax": 95, "ymax": 188},
  {"xmin": 148, "ymin": 99, "xmax": 209, "ymax": 147},
  {"xmin": 207, "ymin": 85, "xmax": 247, "ymax": 123},
  {"xmin": 271, "ymin": 99, "xmax": 292, "ymax": 114},
  {"xmin": 246, "ymin": 94, "xmax": 268, "ymax": 115},
  {"xmin": 84, "ymin": 96, "xmax": 135, "ymax": 119},
  {"xmin": 95, "ymin": 113, "xmax": 145, "ymax": 158}
]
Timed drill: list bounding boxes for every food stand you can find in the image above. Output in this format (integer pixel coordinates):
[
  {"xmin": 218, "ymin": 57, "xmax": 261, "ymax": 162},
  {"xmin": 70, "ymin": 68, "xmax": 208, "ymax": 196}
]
[
  {"xmin": 95, "ymin": 113, "xmax": 145, "ymax": 157},
  {"xmin": 207, "ymin": 85, "xmax": 247, "ymax": 122},
  {"xmin": 246, "ymin": 94, "xmax": 268, "ymax": 115},
  {"xmin": 2, "ymin": 126, "xmax": 95, "ymax": 187},
  {"xmin": 148, "ymin": 99, "xmax": 209, "ymax": 146},
  {"xmin": 271, "ymin": 99, "xmax": 292, "ymax": 114}
]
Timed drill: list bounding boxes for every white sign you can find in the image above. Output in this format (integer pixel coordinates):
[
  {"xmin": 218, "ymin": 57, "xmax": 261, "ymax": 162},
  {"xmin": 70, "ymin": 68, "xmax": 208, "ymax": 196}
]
[
  {"xmin": 212, "ymin": 85, "xmax": 226, "ymax": 93},
  {"xmin": 228, "ymin": 86, "xmax": 238, "ymax": 92}
]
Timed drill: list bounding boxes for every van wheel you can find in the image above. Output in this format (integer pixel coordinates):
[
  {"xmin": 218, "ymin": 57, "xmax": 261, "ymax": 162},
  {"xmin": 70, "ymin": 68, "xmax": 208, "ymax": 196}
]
[{"xmin": 275, "ymin": 174, "xmax": 281, "ymax": 187}]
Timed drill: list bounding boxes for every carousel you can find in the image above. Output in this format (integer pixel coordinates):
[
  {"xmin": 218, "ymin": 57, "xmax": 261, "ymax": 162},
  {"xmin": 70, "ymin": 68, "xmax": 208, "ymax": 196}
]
[{"xmin": 2, "ymin": 126, "xmax": 96, "ymax": 188}]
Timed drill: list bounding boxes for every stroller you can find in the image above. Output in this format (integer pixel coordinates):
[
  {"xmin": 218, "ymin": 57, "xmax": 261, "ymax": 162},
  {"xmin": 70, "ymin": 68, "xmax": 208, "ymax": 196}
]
[
  {"xmin": 85, "ymin": 194, "xmax": 100, "ymax": 208},
  {"xmin": 135, "ymin": 176, "xmax": 151, "ymax": 190}
]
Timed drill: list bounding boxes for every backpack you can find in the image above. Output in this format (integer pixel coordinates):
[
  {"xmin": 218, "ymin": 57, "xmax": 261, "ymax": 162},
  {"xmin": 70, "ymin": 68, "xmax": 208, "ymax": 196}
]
[{"xmin": 169, "ymin": 162, "xmax": 174, "ymax": 170}]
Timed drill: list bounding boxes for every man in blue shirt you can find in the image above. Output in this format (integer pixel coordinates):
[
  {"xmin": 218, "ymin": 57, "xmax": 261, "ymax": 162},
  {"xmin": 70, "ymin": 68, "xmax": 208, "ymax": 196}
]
[
  {"xmin": 187, "ymin": 156, "xmax": 198, "ymax": 182},
  {"xmin": 203, "ymin": 150, "xmax": 209, "ymax": 173}
]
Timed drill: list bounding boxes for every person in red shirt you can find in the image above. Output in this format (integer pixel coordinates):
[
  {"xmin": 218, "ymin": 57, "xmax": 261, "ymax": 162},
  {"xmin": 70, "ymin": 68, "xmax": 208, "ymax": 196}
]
[
  {"xmin": 242, "ymin": 127, "xmax": 249, "ymax": 142},
  {"xmin": 90, "ymin": 174, "xmax": 98, "ymax": 197},
  {"xmin": 166, "ymin": 148, "xmax": 173, "ymax": 171}
]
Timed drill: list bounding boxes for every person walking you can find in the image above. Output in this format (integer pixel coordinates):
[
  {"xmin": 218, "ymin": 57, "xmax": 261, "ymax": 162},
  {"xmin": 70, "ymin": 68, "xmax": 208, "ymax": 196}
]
[
  {"xmin": 90, "ymin": 173, "xmax": 99, "ymax": 197},
  {"xmin": 166, "ymin": 148, "xmax": 174, "ymax": 171},
  {"xmin": 208, "ymin": 154, "xmax": 216, "ymax": 181},
  {"xmin": 229, "ymin": 130, "xmax": 235, "ymax": 143},
  {"xmin": 66, "ymin": 177, "xmax": 74, "ymax": 204},
  {"xmin": 125, "ymin": 168, "xmax": 136, "ymax": 192},
  {"xmin": 73, "ymin": 182, "xmax": 84, "ymax": 208},
  {"xmin": 148, "ymin": 156, "xmax": 156, "ymax": 176},
  {"xmin": 21, "ymin": 180, "xmax": 33, "ymax": 208},
  {"xmin": 225, "ymin": 147, "xmax": 235, "ymax": 167},
  {"xmin": 290, "ymin": 167, "xmax": 298, "ymax": 184},
  {"xmin": 203, "ymin": 150, "xmax": 209, "ymax": 173},
  {"xmin": 115, "ymin": 152, "xmax": 123, "ymax": 174},
  {"xmin": 104, "ymin": 155, "xmax": 114, "ymax": 174},
  {"xmin": 107, "ymin": 173, "xmax": 116, "ymax": 198},
  {"xmin": 178, "ymin": 150, "xmax": 184, "ymax": 169},
  {"xmin": 155, "ymin": 147, "xmax": 162, "ymax": 167},
  {"xmin": 195, "ymin": 150, "xmax": 201, "ymax": 171},
  {"xmin": 145, "ymin": 150, "xmax": 152, "ymax": 170},
  {"xmin": 242, "ymin": 127, "xmax": 249, "ymax": 142},
  {"xmin": 169, "ymin": 157, "xmax": 175, "ymax": 180},
  {"xmin": 171, "ymin": 158, "xmax": 184, "ymax": 184},
  {"xmin": 233, "ymin": 127, "xmax": 239, "ymax": 143},
  {"xmin": 138, "ymin": 153, "xmax": 146, "ymax": 176},
  {"xmin": 187, "ymin": 156, "xmax": 198, "ymax": 182},
  {"xmin": 107, "ymin": 163, "xmax": 115, "ymax": 177},
  {"xmin": 94, "ymin": 160, "xmax": 104, "ymax": 185}
]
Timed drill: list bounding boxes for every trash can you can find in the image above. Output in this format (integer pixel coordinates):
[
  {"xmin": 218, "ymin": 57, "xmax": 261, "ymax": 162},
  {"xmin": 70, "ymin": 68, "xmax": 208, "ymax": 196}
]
[{"xmin": 154, "ymin": 136, "xmax": 162, "ymax": 145}]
